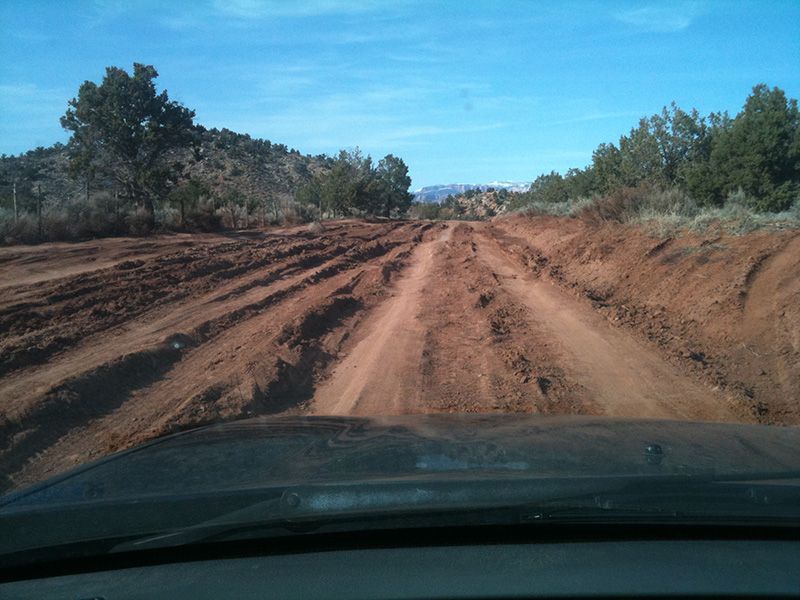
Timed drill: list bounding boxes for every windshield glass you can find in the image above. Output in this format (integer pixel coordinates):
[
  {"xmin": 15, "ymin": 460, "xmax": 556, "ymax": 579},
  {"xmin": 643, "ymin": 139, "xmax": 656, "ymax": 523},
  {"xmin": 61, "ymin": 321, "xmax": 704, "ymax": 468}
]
[{"xmin": 1, "ymin": 0, "xmax": 799, "ymax": 565}]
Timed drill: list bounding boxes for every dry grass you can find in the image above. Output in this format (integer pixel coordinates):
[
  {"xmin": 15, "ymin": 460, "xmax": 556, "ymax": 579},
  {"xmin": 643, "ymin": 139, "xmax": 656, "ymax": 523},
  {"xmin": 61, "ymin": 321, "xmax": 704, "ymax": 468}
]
[{"xmin": 515, "ymin": 185, "xmax": 800, "ymax": 235}]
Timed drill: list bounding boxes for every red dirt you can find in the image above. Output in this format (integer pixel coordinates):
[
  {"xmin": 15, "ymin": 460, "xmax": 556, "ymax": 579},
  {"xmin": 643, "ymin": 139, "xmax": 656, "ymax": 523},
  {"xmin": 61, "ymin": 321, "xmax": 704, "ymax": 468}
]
[
  {"xmin": 0, "ymin": 217, "xmax": 796, "ymax": 491},
  {"xmin": 490, "ymin": 215, "xmax": 800, "ymax": 423}
]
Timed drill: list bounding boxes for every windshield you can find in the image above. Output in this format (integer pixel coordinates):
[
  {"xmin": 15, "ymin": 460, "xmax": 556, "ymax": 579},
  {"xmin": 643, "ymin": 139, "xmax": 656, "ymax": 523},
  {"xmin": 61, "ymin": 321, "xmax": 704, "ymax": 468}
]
[{"xmin": 1, "ymin": 0, "xmax": 799, "ymax": 567}]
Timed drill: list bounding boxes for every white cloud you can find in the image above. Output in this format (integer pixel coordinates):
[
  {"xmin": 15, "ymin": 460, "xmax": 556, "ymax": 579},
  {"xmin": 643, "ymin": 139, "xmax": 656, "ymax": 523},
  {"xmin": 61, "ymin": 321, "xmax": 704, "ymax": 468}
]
[
  {"xmin": 211, "ymin": 0, "xmax": 384, "ymax": 19},
  {"xmin": 194, "ymin": 75, "xmax": 506, "ymax": 155},
  {"xmin": 615, "ymin": 4, "xmax": 701, "ymax": 33},
  {"xmin": 544, "ymin": 110, "xmax": 643, "ymax": 127},
  {"xmin": 0, "ymin": 83, "xmax": 67, "ymax": 109},
  {"xmin": 158, "ymin": 14, "xmax": 208, "ymax": 31}
]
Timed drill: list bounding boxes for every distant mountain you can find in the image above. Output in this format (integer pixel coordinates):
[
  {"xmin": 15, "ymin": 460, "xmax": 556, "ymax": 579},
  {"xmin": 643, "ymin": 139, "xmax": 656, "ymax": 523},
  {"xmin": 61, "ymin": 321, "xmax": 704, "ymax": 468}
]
[{"xmin": 414, "ymin": 181, "xmax": 530, "ymax": 203}]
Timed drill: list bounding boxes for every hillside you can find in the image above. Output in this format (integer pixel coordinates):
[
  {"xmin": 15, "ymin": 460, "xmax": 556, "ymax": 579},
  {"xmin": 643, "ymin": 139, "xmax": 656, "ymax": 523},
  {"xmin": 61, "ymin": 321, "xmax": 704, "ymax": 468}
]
[
  {"xmin": 414, "ymin": 187, "xmax": 522, "ymax": 219},
  {"xmin": 0, "ymin": 127, "xmax": 327, "ymax": 231},
  {"xmin": 184, "ymin": 127, "xmax": 328, "ymax": 205}
]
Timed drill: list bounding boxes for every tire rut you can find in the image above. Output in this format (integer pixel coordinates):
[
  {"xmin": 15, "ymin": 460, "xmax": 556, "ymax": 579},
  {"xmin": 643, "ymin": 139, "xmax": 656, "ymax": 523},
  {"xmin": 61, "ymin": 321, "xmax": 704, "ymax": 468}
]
[
  {"xmin": 2, "ymin": 223, "xmax": 429, "ymax": 490},
  {"xmin": 476, "ymin": 226, "xmax": 750, "ymax": 421}
]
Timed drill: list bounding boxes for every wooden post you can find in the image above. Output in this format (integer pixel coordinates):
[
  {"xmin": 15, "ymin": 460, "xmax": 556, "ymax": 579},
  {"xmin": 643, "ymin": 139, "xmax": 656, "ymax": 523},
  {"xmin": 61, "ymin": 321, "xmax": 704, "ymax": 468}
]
[{"xmin": 37, "ymin": 183, "xmax": 42, "ymax": 238}]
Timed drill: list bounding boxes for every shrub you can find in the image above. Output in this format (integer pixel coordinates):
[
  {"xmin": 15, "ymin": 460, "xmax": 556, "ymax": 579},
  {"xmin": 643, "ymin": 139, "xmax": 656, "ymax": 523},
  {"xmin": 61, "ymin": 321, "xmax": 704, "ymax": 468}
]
[
  {"xmin": 282, "ymin": 200, "xmax": 317, "ymax": 224},
  {"xmin": 307, "ymin": 220, "xmax": 325, "ymax": 234},
  {"xmin": 185, "ymin": 204, "xmax": 222, "ymax": 232},
  {"xmin": 127, "ymin": 207, "xmax": 155, "ymax": 236},
  {"xmin": 0, "ymin": 211, "xmax": 40, "ymax": 244},
  {"xmin": 156, "ymin": 206, "xmax": 182, "ymax": 230},
  {"xmin": 515, "ymin": 200, "xmax": 575, "ymax": 217},
  {"xmin": 573, "ymin": 186, "xmax": 650, "ymax": 224}
]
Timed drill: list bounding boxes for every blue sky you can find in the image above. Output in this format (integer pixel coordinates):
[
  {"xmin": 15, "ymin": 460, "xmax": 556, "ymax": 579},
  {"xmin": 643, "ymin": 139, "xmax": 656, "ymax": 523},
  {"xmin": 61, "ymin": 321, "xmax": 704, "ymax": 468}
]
[{"xmin": 1, "ymin": 1, "xmax": 798, "ymax": 188}]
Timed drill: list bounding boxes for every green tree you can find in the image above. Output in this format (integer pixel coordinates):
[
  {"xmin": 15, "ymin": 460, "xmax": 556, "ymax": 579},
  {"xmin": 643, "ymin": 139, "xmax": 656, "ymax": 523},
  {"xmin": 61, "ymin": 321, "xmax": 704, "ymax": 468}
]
[
  {"xmin": 590, "ymin": 143, "xmax": 623, "ymax": 193},
  {"xmin": 319, "ymin": 149, "xmax": 373, "ymax": 216},
  {"xmin": 681, "ymin": 111, "xmax": 732, "ymax": 206},
  {"xmin": 295, "ymin": 177, "xmax": 323, "ymax": 219},
  {"xmin": 527, "ymin": 171, "xmax": 569, "ymax": 204},
  {"xmin": 618, "ymin": 118, "xmax": 664, "ymax": 186},
  {"xmin": 168, "ymin": 178, "xmax": 210, "ymax": 227},
  {"xmin": 654, "ymin": 104, "xmax": 711, "ymax": 186},
  {"xmin": 60, "ymin": 63, "xmax": 196, "ymax": 230},
  {"xmin": 372, "ymin": 154, "xmax": 413, "ymax": 217},
  {"xmin": 563, "ymin": 167, "xmax": 596, "ymax": 199},
  {"xmin": 707, "ymin": 84, "xmax": 800, "ymax": 211}
]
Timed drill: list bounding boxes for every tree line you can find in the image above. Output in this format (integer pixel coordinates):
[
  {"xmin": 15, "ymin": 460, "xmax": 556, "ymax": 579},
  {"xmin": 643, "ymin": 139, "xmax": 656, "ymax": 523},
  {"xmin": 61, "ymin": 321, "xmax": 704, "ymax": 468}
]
[
  {"xmin": 510, "ymin": 84, "xmax": 800, "ymax": 215},
  {"xmin": 295, "ymin": 149, "xmax": 413, "ymax": 219}
]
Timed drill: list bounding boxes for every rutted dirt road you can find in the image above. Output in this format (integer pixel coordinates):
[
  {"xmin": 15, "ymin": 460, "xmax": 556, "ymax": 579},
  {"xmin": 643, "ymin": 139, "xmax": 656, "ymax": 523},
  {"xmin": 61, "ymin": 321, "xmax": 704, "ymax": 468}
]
[
  {"xmin": 1, "ymin": 218, "xmax": 796, "ymax": 490},
  {"xmin": 311, "ymin": 226, "xmax": 453, "ymax": 414}
]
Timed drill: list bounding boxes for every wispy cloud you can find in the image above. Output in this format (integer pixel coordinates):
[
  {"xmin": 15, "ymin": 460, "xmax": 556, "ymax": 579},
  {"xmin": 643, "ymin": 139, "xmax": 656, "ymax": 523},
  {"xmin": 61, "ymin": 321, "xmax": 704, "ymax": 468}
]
[
  {"xmin": 196, "ymin": 73, "xmax": 505, "ymax": 155},
  {"xmin": 10, "ymin": 29, "xmax": 51, "ymax": 43},
  {"xmin": 211, "ymin": 0, "xmax": 384, "ymax": 19},
  {"xmin": 158, "ymin": 14, "xmax": 208, "ymax": 31},
  {"xmin": 0, "ymin": 83, "xmax": 67, "ymax": 108},
  {"xmin": 544, "ymin": 110, "xmax": 643, "ymax": 127},
  {"xmin": 615, "ymin": 3, "xmax": 702, "ymax": 33},
  {"xmin": 83, "ymin": 0, "xmax": 131, "ymax": 27},
  {"xmin": 383, "ymin": 122, "xmax": 507, "ymax": 142}
]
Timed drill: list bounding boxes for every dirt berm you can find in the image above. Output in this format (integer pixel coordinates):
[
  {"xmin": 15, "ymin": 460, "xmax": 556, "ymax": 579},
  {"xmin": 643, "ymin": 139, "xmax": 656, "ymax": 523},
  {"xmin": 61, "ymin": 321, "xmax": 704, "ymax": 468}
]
[{"xmin": 490, "ymin": 215, "xmax": 799, "ymax": 424}]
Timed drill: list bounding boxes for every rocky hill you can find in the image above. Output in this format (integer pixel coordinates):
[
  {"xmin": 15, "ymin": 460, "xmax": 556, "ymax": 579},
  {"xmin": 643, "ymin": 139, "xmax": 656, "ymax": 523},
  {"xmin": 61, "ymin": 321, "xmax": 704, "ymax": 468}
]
[
  {"xmin": 439, "ymin": 187, "xmax": 522, "ymax": 218},
  {"xmin": 414, "ymin": 181, "xmax": 530, "ymax": 203},
  {"xmin": 0, "ymin": 127, "xmax": 328, "ymax": 216}
]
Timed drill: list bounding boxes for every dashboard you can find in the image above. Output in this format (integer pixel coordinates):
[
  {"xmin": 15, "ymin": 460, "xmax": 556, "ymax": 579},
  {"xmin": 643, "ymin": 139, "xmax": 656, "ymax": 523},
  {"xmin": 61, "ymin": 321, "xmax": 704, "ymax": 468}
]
[{"xmin": 3, "ymin": 538, "xmax": 799, "ymax": 598}]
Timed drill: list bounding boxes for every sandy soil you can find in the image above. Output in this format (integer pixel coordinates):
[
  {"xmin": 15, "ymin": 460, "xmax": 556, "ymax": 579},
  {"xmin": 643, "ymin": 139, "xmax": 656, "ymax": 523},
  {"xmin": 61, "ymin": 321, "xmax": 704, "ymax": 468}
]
[{"xmin": 0, "ymin": 217, "xmax": 796, "ymax": 491}]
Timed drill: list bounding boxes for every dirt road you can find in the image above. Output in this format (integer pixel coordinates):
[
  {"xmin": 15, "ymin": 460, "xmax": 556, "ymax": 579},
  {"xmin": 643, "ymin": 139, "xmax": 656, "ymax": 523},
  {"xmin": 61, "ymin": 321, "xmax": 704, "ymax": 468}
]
[
  {"xmin": 307, "ymin": 223, "xmax": 744, "ymax": 421},
  {"xmin": 0, "ymin": 218, "xmax": 792, "ymax": 490},
  {"xmin": 311, "ymin": 226, "xmax": 452, "ymax": 414}
]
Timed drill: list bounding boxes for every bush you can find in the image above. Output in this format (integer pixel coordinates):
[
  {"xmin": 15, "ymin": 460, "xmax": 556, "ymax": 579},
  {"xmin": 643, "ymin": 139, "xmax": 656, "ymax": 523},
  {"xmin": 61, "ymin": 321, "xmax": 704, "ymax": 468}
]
[
  {"xmin": 532, "ymin": 184, "xmax": 800, "ymax": 235},
  {"xmin": 127, "ymin": 207, "xmax": 155, "ymax": 236},
  {"xmin": 514, "ymin": 200, "xmax": 576, "ymax": 217},
  {"xmin": 307, "ymin": 220, "xmax": 325, "ymax": 234},
  {"xmin": 282, "ymin": 200, "xmax": 317, "ymax": 224},
  {"xmin": 185, "ymin": 203, "xmax": 222, "ymax": 232},
  {"xmin": 573, "ymin": 186, "xmax": 650, "ymax": 224},
  {"xmin": 156, "ymin": 206, "xmax": 182, "ymax": 230},
  {"xmin": 408, "ymin": 202, "xmax": 442, "ymax": 220},
  {"xmin": 0, "ymin": 211, "xmax": 40, "ymax": 244}
]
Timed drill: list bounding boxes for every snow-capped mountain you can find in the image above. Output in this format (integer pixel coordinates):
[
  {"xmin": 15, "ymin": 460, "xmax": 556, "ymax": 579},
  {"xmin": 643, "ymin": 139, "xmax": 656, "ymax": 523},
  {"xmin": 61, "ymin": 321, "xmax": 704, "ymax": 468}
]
[{"xmin": 414, "ymin": 181, "xmax": 530, "ymax": 203}]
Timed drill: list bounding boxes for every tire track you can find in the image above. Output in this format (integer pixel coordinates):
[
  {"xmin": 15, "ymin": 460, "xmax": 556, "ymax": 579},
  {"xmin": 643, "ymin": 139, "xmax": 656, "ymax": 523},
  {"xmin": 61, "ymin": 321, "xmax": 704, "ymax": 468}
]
[
  {"xmin": 475, "ymin": 226, "xmax": 749, "ymax": 421},
  {"xmin": 309, "ymin": 225, "xmax": 451, "ymax": 414}
]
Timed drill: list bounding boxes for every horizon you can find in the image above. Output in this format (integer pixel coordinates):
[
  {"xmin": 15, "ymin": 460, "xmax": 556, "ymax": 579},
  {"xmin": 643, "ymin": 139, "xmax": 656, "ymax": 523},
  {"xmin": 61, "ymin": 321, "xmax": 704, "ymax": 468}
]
[{"xmin": 1, "ymin": 0, "xmax": 799, "ymax": 188}]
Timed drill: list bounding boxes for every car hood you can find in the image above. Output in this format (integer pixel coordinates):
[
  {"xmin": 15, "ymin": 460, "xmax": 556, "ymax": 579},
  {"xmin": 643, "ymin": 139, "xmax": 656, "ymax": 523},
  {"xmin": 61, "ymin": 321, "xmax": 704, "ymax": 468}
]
[{"xmin": 3, "ymin": 414, "xmax": 799, "ymax": 510}]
